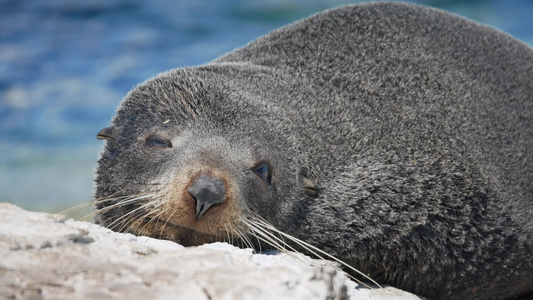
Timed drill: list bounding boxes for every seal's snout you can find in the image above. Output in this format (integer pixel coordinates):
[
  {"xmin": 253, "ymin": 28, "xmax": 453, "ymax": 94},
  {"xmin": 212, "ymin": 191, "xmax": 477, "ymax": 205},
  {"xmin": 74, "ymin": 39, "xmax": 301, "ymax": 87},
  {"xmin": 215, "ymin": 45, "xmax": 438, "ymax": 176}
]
[{"xmin": 188, "ymin": 174, "xmax": 226, "ymax": 219}]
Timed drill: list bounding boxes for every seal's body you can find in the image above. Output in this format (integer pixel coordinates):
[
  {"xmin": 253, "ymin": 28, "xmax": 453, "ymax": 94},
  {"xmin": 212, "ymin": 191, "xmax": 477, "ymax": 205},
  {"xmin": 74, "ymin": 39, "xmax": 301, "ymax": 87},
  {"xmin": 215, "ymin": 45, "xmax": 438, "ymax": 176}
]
[{"xmin": 95, "ymin": 3, "xmax": 533, "ymax": 299}]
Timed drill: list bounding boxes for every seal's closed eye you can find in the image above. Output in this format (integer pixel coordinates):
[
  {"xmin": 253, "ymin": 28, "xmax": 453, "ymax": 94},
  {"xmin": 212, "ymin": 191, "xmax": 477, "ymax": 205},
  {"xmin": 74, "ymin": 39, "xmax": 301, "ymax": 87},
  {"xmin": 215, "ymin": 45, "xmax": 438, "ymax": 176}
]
[{"xmin": 144, "ymin": 135, "xmax": 172, "ymax": 148}]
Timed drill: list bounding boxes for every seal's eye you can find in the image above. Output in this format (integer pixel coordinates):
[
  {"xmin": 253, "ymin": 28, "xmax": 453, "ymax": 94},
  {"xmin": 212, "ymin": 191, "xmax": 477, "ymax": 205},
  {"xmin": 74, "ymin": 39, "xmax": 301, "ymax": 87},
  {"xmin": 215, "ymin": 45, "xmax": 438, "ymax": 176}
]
[
  {"xmin": 144, "ymin": 135, "xmax": 172, "ymax": 148},
  {"xmin": 252, "ymin": 162, "xmax": 272, "ymax": 186}
]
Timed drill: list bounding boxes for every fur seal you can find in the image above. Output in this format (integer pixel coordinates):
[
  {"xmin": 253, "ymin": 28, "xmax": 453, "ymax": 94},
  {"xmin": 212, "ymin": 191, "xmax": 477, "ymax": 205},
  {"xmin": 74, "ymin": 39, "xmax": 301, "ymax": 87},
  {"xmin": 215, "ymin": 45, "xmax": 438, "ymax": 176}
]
[{"xmin": 94, "ymin": 2, "xmax": 533, "ymax": 299}]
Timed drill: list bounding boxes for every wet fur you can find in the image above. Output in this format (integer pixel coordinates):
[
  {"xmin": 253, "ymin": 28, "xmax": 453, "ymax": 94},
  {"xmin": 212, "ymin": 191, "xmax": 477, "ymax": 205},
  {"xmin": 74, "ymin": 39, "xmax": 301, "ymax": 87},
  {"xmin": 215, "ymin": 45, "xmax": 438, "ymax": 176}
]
[{"xmin": 95, "ymin": 2, "xmax": 533, "ymax": 299}]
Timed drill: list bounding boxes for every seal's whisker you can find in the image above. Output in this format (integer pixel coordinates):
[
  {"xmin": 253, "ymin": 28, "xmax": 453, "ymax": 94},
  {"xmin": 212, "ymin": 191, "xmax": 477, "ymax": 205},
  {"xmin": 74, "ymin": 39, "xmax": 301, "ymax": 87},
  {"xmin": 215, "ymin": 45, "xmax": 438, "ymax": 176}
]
[
  {"xmin": 139, "ymin": 203, "xmax": 167, "ymax": 234},
  {"xmin": 244, "ymin": 220, "xmax": 303, "ymax": 259},
  {"xmin": 92, "ymin": 188, "xmax": 155, "ymax": 206},
  {"xmin": 234, "ymin": 222, "xmax": 254, "ymax": 250},
  {"xmin": 246, "ymin": 222, "xmax": 264, "ymax": 253},
  {"xmin": 227, "ymin": 217, "xmax": 241, "ymax": 247},
  {"xmin": 83, "ymin": 198, "xmax": 142, "ymax": 221},
  {"xmin": 75, "ymin": 194, "xmax": 145, "ymax": 222},
  {"xmin": 222, "ymin": 217, "xmax": 244, "ymax": 248},
  {"xmin": 58, "ymin": 190, "xmax": 146, "ymax": 219},
  {"xmin": 244, "ymin": 218, "xmax": 297, "ymax": 256},
  {"xmin": 58, "ymin": 200, "xmax": 94, "ymax": 216},
  {"xmin": 149, "ymin": 206, "xmax": 168, "ymax": 229},
  {"xmin": 244, "ymin": 215, "xmax": 376, "ymax": 287},
  {"xmin": 223, "ymin": 223, "xmax": 233, "ymax": 246},
  {"xmin": 95, "ymin": 193, "xmax": 154, "ymax": 214},
  {"xmin": 93, "ymin": 194, "xmax": 134, "ymax": 204},
  {"xmin": 105, "ymin": 198, "xmax": 158, "ymax": 232},
  {"xmin": 241, "ymin": 228, "xmax": 255, "ymax": 250},
  {"xmin": 245, "ymin": 218, "xmax": 372, "ymax": 288},
  {"xmin": 251, "ymin": 217, "xmax": 381, "ymax": 288},
  {"xmin": 79, "ymin": 211, "xmax": 99, "ymax": 222},
  {"xmin": 244, "ymin": 218, "xmax": 287, "ymax": 253},
  {"xmin": 90, "ymin": 193, "xmax": 156, "ymax": 224},
  {"xmin": 119, "ymin": 199, "xmax": 163, "ymax": 233},
  {"xmin": 159, "ymin": 208, "xmax": 176, "ymax": 238}
]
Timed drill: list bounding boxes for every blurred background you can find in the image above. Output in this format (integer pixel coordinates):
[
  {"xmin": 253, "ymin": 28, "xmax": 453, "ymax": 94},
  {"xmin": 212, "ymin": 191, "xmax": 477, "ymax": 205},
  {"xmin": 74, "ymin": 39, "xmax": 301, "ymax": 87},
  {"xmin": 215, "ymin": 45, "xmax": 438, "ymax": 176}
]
[{"xmin": 1, "ymin": 0, "xmax": 532, "ymax": 219}]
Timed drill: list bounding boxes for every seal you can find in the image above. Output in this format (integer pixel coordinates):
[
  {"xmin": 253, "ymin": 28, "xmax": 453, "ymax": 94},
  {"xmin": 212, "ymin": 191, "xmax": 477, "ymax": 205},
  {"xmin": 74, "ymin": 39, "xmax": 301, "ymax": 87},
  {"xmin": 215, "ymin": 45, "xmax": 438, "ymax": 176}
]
[{"xmin": 94, "ymin": 2, "xmax": 533, "ymax": 299}]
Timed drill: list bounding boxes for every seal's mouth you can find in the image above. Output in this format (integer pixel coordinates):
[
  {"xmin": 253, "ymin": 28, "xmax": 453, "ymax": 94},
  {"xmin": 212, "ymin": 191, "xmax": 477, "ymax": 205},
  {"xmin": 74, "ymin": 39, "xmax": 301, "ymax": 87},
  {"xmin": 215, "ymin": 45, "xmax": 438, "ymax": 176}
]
[
  {"xmin": 163, "ymin": 220, "xmax": 211, "ymax": 235},
  {"xmin": 149, "ymin": 218, "xmax": 222, "ymax": 246}
]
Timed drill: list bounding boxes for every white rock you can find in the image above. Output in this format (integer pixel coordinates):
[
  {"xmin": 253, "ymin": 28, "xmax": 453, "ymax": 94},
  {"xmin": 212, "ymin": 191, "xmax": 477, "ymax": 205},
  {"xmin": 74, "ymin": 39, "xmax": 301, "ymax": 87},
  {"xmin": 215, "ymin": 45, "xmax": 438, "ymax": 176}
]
[{"xmin": 0, "ymin": 202, "xmax": 422, "ymax": 300}]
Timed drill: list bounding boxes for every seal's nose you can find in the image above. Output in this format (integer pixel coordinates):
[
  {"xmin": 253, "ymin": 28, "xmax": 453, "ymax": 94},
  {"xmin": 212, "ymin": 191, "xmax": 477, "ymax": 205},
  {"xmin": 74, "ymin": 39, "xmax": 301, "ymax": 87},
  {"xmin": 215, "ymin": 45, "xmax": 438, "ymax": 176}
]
[{"xmin": 188, "ymin": 174, "xmax": 226, "ymax": 219}]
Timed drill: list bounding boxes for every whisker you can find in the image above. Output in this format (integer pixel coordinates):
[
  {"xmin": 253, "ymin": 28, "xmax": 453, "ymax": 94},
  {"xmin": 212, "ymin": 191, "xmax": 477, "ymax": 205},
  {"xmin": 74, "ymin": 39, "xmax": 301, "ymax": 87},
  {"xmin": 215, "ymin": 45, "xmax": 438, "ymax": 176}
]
[
  {"xmin": 159, "ymin": 208, "xmax": 176, "ymax": 238},
  {"xmin": 91, "ymin": 188, "xmax": 151, "ymax": 208},
  {"xmin": 98, "ymin": 193, "xmax": 154, "ymax": 214},
  {"xmin": 224, "ymin": 223, "xmax": 232, "ymax": 245},
  {"xmin": 58, "ymin": 201, "xmax": 94, "ymax": 216},
  {"xmin": 245, "ymin": 218, "xmax": 369, "ymax": 285},
  {"xmin": 244, "ymin": 219, "xmax": 299, "ymax": 258},
  {"xmin": 244, "ymin": 219, "xmax": 288, "ymax": 253},
  {"xmin": 104, "ymin": 197, "xmax": 157, "ymax": 232},
  {"xmin": 234, "ymin": 222, "xmax": 254, "ymax": 250},
  {"xmin": 58, "ymin": 189, "xmax": 139, "ymax": 219},
  {"xmin": 249, "ymin": 216, "xmax": 381, "ymax": 288},
  {"xmin": 118, "ymin": 199, "xmax": 161, "ymax": 233},
  {"xmin": 139, "ymin": 204, "xmax": 167, "ymax": 234},
  {"xmin": 87, "ymin": 193, "xmax": 155, "ymax": 223},
  {"xmin": 80, "ymin": 197, "xmax": 135, "ymax": 221}
]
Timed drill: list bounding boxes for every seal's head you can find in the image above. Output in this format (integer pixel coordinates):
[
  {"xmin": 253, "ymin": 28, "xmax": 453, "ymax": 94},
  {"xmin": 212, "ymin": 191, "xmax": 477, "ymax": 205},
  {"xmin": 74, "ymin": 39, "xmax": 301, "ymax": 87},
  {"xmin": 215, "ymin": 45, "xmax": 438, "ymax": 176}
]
[{"xmin": 95, "ymin": 68, "xmax": 316, "ymax": 247}]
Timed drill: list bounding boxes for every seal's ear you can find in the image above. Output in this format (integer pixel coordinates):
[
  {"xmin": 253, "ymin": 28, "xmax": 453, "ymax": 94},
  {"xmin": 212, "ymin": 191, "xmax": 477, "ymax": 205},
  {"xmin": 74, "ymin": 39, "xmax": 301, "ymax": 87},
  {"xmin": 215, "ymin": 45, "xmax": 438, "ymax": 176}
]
[
  {"xmin": 297, "ymin": 170, "xmax": 318, "ymax": 197},
  {"xmin": 97, "ymin": 127, "xmax": 117, "ymax": 141}
]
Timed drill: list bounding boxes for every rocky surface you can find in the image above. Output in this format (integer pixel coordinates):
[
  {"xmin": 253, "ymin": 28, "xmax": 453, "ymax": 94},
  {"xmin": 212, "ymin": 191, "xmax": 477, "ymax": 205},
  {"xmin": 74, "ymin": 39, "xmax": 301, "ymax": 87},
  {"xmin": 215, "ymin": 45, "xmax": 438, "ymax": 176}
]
[{"xmin": 0, "ymin": 203, "xmax": 421, "ymax": 300}]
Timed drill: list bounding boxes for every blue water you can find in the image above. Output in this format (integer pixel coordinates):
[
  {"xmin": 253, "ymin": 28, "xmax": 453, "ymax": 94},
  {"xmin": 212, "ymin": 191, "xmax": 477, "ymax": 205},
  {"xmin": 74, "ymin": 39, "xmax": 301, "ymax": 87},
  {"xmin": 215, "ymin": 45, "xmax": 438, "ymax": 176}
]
[{"xmin": 1, "ymin": 0, "xmax": 532, "ymax": 213}]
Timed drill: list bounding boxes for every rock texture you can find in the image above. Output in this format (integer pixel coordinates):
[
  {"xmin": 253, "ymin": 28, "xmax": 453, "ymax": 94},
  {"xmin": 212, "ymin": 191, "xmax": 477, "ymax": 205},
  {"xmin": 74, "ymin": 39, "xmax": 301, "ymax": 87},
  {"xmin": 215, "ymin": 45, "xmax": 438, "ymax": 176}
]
[{"xmin": 0, "ymin": 203, "xmax": 421, "ymax": 300}]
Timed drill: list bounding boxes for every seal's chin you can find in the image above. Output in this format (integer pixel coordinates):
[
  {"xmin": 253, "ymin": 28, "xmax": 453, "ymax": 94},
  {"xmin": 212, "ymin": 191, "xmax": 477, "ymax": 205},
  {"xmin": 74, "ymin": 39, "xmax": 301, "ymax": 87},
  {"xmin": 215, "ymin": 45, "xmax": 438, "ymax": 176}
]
[
  {"xmin": 135, "ymin": 218, "xmax": 223, "ymax": 246},
  {"xmin": 163, "ymin": 221, "xmax": 221, "ymax": 246}
]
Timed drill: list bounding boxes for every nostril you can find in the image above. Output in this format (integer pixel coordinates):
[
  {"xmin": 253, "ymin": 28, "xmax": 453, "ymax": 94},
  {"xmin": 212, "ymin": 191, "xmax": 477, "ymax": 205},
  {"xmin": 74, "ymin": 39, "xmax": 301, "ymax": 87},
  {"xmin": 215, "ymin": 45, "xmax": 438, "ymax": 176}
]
[{"xmin": 188, "ymin": 174, "xmax": 226, "ymax": 219}]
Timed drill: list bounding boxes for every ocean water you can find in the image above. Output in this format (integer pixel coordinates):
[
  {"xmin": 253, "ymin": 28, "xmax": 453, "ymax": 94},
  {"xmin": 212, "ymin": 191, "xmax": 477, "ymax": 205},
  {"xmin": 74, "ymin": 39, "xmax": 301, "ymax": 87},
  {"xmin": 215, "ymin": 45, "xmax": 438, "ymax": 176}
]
[{"xmin": 1, "ymin": 0, "xmax": 532, "ymax": 216}]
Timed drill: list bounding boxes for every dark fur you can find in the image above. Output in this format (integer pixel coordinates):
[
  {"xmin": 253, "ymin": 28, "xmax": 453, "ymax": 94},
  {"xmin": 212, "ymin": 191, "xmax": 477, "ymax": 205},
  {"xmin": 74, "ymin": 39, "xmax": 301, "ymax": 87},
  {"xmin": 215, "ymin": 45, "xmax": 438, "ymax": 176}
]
[{"xmin": 95, "ymin": 3, "xmax": 533, "ymax": 299}]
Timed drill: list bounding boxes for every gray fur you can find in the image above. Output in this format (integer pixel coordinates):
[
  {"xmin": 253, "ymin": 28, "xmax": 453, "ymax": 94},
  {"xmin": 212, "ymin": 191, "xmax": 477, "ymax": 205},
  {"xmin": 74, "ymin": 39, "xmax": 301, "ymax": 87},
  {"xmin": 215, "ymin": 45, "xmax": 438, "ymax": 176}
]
[{"xmin": 95, "ymin": 2, "xmax": 533, "ymax": 299}]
